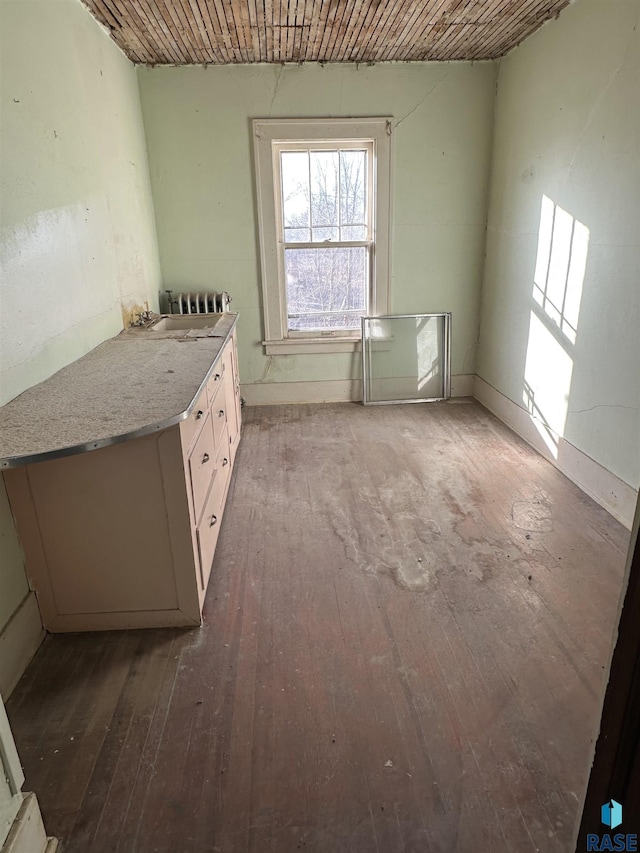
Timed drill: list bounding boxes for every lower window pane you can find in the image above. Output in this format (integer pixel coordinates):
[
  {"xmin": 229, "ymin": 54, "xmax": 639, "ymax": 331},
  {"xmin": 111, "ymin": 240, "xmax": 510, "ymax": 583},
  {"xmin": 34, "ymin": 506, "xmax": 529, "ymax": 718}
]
[{"xmin": 285, "ymin": 246, "xmax": 368, "ymax": 331}]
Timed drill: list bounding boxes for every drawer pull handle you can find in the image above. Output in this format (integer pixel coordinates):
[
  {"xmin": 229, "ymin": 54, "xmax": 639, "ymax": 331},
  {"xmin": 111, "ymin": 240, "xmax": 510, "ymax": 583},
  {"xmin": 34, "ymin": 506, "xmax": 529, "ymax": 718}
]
[
  {"xmin": 222, "ymin": 457, "xmax": 229, "ymax": 467},
  {"xmin": 209, "ymin": 514, "xmax": 218, "ymax": 527},
  {"xmin": 214, "ymin": 373, "xmax": 221, "ymax": 381},
  {"xmin": 218, "ymin": 409, "xmax": 225, "ymax": 417},
  {"xmin": 195, "ymin": 409, "xmax": 204, "ymax": 420},
  {"xmin": 202, "ymin": 452, "xmax": 210, "ymax": 463}
]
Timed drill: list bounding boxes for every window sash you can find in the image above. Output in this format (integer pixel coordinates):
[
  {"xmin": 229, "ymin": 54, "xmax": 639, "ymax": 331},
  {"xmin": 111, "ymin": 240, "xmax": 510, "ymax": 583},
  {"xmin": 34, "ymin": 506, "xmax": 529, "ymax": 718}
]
[
  {"xmin": 276, "ymin": 144, "xmax": 373, "ymax": 247},
  {"xmin": 282, "ymin": 243, "xmax": 372, "ymax": 336},
  {"xmin": 274, "ymin": 141, "xmax": 374, "ymax": 338}
]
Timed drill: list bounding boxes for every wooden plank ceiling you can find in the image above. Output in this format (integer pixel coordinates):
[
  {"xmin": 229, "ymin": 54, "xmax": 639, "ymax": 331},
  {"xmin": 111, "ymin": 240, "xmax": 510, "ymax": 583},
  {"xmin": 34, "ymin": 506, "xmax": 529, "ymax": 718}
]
[{"xmin": 82, "ymin": 0, "xmax": 572, "ymax": 65}]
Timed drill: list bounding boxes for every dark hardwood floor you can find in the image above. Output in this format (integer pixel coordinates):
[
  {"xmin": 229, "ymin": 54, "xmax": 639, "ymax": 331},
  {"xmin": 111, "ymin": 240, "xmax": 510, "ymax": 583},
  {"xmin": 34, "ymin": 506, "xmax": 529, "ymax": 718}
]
[{"xmin": 6, "ymin": 401, "xmax": 630, "ymax": 853}]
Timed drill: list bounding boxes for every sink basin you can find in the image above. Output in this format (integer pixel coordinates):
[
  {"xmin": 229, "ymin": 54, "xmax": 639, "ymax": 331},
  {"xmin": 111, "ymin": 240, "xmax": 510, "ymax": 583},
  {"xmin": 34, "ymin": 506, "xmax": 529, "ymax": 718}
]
[{"xmin": 148, "ymin": 313, "xmax": 224, "ymax": 332}]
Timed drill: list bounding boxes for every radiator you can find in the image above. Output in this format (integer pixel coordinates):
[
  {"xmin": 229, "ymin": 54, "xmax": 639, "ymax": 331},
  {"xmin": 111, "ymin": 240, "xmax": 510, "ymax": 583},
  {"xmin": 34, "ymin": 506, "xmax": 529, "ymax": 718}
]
[{"xmin": 165, "ymin": 290, "xmax": 232, "ymax": 314}]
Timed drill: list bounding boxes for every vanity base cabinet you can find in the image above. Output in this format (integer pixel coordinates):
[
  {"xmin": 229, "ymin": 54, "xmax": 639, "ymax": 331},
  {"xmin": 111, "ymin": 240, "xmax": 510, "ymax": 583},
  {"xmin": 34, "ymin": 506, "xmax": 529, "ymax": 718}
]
[{"xmin": 3, "ymin": 335, "xmax": 241, "ymax": 633}]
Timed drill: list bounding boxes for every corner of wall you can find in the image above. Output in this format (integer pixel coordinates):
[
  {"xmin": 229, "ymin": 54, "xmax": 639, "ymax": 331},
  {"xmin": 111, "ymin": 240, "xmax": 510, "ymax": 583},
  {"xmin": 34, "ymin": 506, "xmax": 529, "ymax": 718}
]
[{"xmin": 0, "ymin": 593, "xmax": 45, "ymax": 700}]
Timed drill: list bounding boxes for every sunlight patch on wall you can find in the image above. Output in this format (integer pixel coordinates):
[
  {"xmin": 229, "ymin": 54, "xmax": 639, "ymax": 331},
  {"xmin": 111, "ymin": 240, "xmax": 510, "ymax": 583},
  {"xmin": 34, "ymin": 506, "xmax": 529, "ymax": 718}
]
[
  {"xmin": 533, "ymin": 195, "xmax": 589, "ymax": 345},
  {"xmin": 523, "ymin": 197, "xmax": 590, "ymax": 458}
]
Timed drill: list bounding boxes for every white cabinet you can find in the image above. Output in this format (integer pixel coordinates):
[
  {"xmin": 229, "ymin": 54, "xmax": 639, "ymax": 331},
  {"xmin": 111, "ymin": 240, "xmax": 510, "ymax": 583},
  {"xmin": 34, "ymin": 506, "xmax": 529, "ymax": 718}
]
[{"xmin": 3, "ymin": 332, "xmax": 241, "ymax": 632}]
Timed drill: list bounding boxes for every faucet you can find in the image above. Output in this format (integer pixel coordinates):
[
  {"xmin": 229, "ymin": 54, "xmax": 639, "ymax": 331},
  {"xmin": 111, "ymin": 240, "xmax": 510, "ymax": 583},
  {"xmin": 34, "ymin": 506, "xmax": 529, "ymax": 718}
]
[{"xmin": 133, "ymin": 310, "xmax": 154, "ymax": 326}]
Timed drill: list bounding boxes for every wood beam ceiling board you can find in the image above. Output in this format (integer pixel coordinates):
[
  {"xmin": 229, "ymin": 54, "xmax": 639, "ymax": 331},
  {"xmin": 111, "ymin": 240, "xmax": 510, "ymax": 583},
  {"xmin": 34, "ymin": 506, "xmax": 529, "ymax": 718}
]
[
  {"xmin": 395, "ymin": 0, "xmax": 453, "ymax": 61},
  {"xmin": 317, "ymin": 0, "xmax": 341, "ymax": 62},
  {"xmin": 262, "ymin": 0, "xmax": 273, "ymax": 62},
  {"xmin": 228, "ymin": 0, "xmax": 251, "ymax": 63},
  {"xmin": 433, "ymin": 6, "xmax": 508, "ymax": 59},
  {"xmin": 359, "ymin": 0, "xmax": 402, "ymax": 62},
  {"xmin": 382, "ymin": 3, "xmax": 442, "ymax": 61},
  {"xmin": 443, "ymin": 0, "xmax": 520, "ymax": 58},
  {"xmin": 89, "ymin": 0, "xmax": 151, "ymax": 62},
  {"xmin": 198, "ymin": 0, "xmax": 227, "ymax": 62},
  {"xmin": 294, "ymin": 0, "xmax": 307, "ymax": 63},
  {"xmin": 284, "ymin": 0, "xmax": 294, "ymax": 61},
  {"xmin": 469, "ymin": 0, "xmax": 537, "ymax": 58},
  {"xmin": 295, "ymin": 0, "xmax": 306, "ymax": 59},
  {"xmin": 300, "ymin": 0, "xmax": 316, "ymax": 62},
  {"xmin": 333, "ymin": 0, "xmax": 363, "ymax": 61},
  {"xmin": 181, "ymin": 0, "xmax": 213, "ymax": 59},
  {"xmin": 371, "ymin": 0, "xmax": 417, "ymax": 63},
  {"xmin": 206, "ymin": 0, "xmax": 234, "ymax": 63},
  {"xmin": 335, "ymin": 0, "xmax": 368, "ymax": 61},
  {"xmin": 78, "ymin": 0, "xmax": 573, "ymax": 64},
  {"xmin": 386, "ymin": 0, "xmax": 440, "ymax": 63},
  {"xmin": 272, "ymin": 0, "xmax": 283, "ymax": 62},
  {"xmin": 137, "ymin": 0, "xmax": 185, "ymax": 63},
  {"xmin": 339, "ymin": 0, "xmax": 374, "ymax": 62},
  {"xmin": 167, "ymin": 0, "xmax": 203, "ymax": 61},
  {"xmin": 431, "ymin": 0, "xmax": 499, "ymax": 59},
  {"xmin": 245, "ymin": 0, "xmax": 263, "ymax": 62},
  {"xmin": 86, "ymin": 0, "xmax": 139, "ymax": 60},
  {"xmin": 132, "ymin": 0, "xmax": 181, "ymax": 61},
  {"xmin": 307, "ymin": 0, "xmax": 328, "ymax": 61},
  {"xmin": 361, "ymin": 2, "xmax": 395, "ymax": 62},
  {"xmin": 113, "ymin": 0, "xmax": 167, "ymax": 61},
  {"xmin": 285, "ymin": 0, "xmax": 296, "ymax": 62},
  {"xmin": 323, "ymin": 0, "xmax": 352, "ymax": 62},
  {"xmin": 434, "ymin": 0, "xmax": 510, "ymax": 59}
]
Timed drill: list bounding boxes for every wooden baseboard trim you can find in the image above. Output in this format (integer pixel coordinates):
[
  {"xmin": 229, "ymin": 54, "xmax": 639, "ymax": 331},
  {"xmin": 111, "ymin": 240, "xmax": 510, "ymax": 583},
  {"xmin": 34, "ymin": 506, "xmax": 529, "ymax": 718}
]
[
  {"xmin": 0, "ymin": 592, "xmax": 44, "ymax": 699},
  {"xmin": 473, "ymin": 376, "xmax": 637, "ymax": 529},
  {"xmin": 241, "ymin": 379, "xmax": 359, "ymax": 405},
  {"xmin": 451, "ymin": 374, "xmax": 474, "ymax": 397},
  {"xmin": 46, "ymin": 608, "xmax": 201, "ymax": 633},
  {"xmin": 241, "ymin": 375, "xmax": 474, "ymax": 406},
  {"xmin": 1, "ymin": 793, "xmax": 56, "ymax": 853}
]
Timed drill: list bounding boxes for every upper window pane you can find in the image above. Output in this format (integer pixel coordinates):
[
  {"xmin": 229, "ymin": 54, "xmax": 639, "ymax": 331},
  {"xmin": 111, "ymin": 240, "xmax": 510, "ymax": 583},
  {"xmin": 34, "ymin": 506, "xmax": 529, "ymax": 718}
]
[
  {"xmin": 280, "ymin": 147, "xmax": 369, "ymax": 244},
  {"xmin": 312, "ymin": 226, "xmax": 339, "ymax": 242},
  {"xmin": 340, "ymin": 225, "xmax": 367, "ymax": 241},
  {"xmin": 281, "ymin": 151, "xmax": 310, "ymax": 230},
  {"xmin": 310, "ymin": 151, "xmax": 339, "ymax": 228},
  {"xmin": 340, "ymin": 150, "xmax": 367, "ymax": 229},
  {"xmin": 284, "ymin": 226, "xmax": 310, "ymax": 243}
]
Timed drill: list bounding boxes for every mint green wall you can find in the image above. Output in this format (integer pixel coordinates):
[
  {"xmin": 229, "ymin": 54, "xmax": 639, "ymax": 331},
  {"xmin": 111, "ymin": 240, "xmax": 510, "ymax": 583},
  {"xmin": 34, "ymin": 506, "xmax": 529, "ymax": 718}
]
[
  {"xmin": 137, "ymin": 62, "xmax": 496, "ymax": 387},
  {"xmin": 1, "ymin": 0, "xmax": 161, "ymax": 407},
  {"xmin": 477, "ymin": 0, "xmax": 640, "ymax": 488},
  {"xmin": 0, "ymin": 0, "xmax": 161, "ymax": 639}
]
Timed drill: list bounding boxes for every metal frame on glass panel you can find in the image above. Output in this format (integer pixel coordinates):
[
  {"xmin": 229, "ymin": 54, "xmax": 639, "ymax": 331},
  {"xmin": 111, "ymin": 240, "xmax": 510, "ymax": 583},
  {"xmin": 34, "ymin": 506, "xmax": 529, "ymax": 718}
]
[{"xmin": 361, "ymin": 313, "xmax": 451, "ymax": 405}]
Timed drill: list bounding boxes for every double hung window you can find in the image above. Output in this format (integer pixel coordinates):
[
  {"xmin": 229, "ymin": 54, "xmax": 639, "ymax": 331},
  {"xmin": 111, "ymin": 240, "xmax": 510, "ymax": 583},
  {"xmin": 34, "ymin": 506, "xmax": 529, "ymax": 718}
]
[{"xmin": 253, "ymin": 119, "xmax": 391, "ymax": 354}]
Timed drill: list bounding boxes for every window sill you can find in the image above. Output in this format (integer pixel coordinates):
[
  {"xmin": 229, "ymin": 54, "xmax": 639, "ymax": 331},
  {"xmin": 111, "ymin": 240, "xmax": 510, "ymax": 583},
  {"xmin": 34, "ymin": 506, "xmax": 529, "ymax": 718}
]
[{"xmin": 263, "ymin": 337, "xmax": 362, "ymax": 355}]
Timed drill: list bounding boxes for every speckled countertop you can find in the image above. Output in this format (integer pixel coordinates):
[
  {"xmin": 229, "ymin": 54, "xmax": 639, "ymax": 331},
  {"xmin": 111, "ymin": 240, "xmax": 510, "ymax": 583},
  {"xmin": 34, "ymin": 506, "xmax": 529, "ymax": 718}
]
[{"xmin": 0, "ymin": 314, "xmax": 238, "ymax": 468}]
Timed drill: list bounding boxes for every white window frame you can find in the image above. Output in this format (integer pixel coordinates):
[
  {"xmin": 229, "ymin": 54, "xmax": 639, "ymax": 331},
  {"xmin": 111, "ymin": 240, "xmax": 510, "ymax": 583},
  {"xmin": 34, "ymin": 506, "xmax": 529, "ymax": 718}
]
[{"xmin": 253, "ymin": 118, "xmax": 392, "ymax": 354}]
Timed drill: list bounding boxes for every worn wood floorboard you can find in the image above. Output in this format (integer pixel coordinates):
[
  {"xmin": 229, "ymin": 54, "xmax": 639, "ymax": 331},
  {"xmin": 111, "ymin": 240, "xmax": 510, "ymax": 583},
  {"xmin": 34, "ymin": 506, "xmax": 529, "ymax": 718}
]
[{"xmin": 6, "ymin": 401, "xmax": 630, "ymax": 853}]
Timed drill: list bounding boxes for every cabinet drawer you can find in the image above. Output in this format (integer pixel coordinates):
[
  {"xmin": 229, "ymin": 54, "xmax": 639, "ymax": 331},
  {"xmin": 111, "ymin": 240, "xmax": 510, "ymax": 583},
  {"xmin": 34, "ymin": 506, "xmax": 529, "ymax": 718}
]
[
  {"xmin": 195, "ymin": 426, "xmax": 231, "ymax": 592},
  {"xmin": 211, "ymin": 382, "xmax": 228, "ymax": 450},
  {"xmin": 188, "ymin": 413, "xmax": 216, "ymax": 522},
  {"xmin": 206, "ymin": 361, "xmax": 225, "ymax": 410},
  {"xmin": 180, "ymin": 387, "xmax": 208, "ymax": 453}
]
